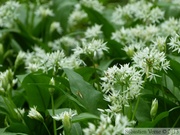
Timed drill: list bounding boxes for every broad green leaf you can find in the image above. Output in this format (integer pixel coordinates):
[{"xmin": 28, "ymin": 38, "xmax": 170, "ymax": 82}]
[
  {"xmin": 107, "ymin": 40, "xmax": 128, "ymax": 58},
  {"xmin": 0, "ymin": 97, "xmax": 18, "ymax": 121},
  {"xmin": 75, "ymin": 67, "xmax": 96, "ymax": 82},
  {"xmin": 53, "ymin": 0, "xmax": 78, "ymax": 32},
  {"xmin": 133, "ymin": 97, "xmax": 151, "ymax": 122},
  {"xmin": 82, "ymin": 6, "xmax": 115, "ymax": 39},
  {"xmin": 64, "ymin": 68, "xmax": 106, "ymax": 114},
  {"xmin": 70, "ymin": 123, "xmax": 82, "ymax": 135},
  {"xmin": 72, "ymin": 113, "xmax": 99, "ymax": 123},
  {"xmin": 22, "ymin": 73, "xmax": 51, "ymax": 112},
  {"xmin": 98, "ymin": 59, "xmax": 114, "ymax": 71},
  {"xmin": 137, "ymin": 111, "xmax": 169, "ymax": 127},
  {"xmin": 5, "ymin": 123, "xmax": 29, "ymax": 134}
]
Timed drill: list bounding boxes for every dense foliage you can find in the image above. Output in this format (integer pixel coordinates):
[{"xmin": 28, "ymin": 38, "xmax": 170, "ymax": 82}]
[{"xmin": 0, "ymin": 0, "xmax": 180, "ymax": 135}]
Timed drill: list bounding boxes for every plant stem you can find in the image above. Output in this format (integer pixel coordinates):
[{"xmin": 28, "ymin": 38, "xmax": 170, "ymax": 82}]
[
  {"xmin": 131, "ymin": 96, "xmax": 140, "ymax": 121},
  {"xmin": 51, "ymin": 94, "xmax": 57, "ymax": 135},
  {"xmin": 43, "ymin": 122, "xmax": 51, "ymax": 135},
  {"xmin": 172, "ymin": 115, "xmax": 180, "ymax": 128}
]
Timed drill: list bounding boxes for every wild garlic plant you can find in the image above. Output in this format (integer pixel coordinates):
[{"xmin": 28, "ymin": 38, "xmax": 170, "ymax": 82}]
[{"xmin": 0, "ymin": 0, "xmax": 180, "ymax": 135}]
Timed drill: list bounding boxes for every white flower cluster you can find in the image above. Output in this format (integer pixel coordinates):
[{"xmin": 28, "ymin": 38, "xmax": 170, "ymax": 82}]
[
  {"xmin": 80, "ymin": 0, "xmax": 104, "ymax": 13},
  {"xmin": 168, "ymin": 34, "xmax": 180, "ymax": 53},
  {"xmin": 48, "ymin": 36, "xmax": 79, "ymax": 51},
  {"xmin": 0, "ymin": 69, "xmax": 14, "ymax": 94},
  {"xmin": 111, "ymin": 25, "xmax": 159, "ymax": 45},
  {"xmin": 159, "ymin": 18, "xmax": 180, "ymax": 36},
  {"xmin": 0, "ymin": 1, "xmax": 20, "ymax": 28},
  {"xmin": 85, "ymin": 24, "xmax": 102, "ymax": 39},
  {"xmin": 35, "ymin": 5, "xmax": 54, "ymax": 17},
  {"xmin": 28, "ymin": 106, "xmax": 44, "ymax": 122},
  {"xmin": 23, "ymin": 46, "xmax": 84, "ymax": 73},
  {"xmin": 68, "ymin": 4, "xmax": 88, "ymax": 28},
  {"xmin": 74, "ymin": 39, "xmax": 108, "ymax": 60},
  {"xmin": 112, "ymin": 0, "xmax": 164, "ymax": 25},
  {"xmin": 133, "ymin": 47, "xmax": 170, "ymax": 81},
  {"xmin": 83, "ymin": 111, "xmax": 134, "ymax": 135},
  {"xmin": 50, "ymin": 21, "xmax": 63, "ymax": 34},
  {"xmin": 101, "ymin": 64, "xmax": 144, "ymax": 112}
]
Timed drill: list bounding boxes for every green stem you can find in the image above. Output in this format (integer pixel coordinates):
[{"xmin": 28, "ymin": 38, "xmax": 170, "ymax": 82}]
[
  {"xmin": 131, "ymin": 96, "xmax": 140, "ymax": 121},
  {"xmin": 162, "ymin": 74, "xmax": 169, "ymax": 127},
  {"xmin": 51, "ymin": 94, "xmax": 57, "ymax": 135},
  {"xmin": 172, "ymin": 115, "xmax": 180, "ymax": 128},
  {"xmin": 43, "ymin": 122, "xmax": 51, "ymax": 135}
]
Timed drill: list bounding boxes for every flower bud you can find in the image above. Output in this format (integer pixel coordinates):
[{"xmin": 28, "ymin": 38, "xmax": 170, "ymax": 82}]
[
  {"xmin": 14, "ymin": 51, "xmax": 25, "ymax": 69},
  {"xmin": 49, "ymin": 77, "xmax": 55, "ymax": 94},
  {"xmin": 0, "ymin": 43, "xmax": 4, "ymax": 57},
  {"xmin": 63, "ymin": 113, "xmax": 71, "ymax": 135},
  {"xmin": 150, "ymin": 98, "xmax": 158, "ymax": 119},
  {"xmin": 28, "ymin": 106, "xmax": 44, "ymax": 122}
]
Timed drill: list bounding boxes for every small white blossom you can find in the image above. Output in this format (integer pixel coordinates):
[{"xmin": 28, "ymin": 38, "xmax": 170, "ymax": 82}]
[
  {"xmin": 85, "ymin": 24, "xmax": 102, "ymax": 39},
  {"xmin": 52, "ymin": 109, "xmax": 77, "ymax": 121},
  {"xmin": 101, "ymin": 64, "xmax": 144, "ymax": 112},
  {"xmin": 80, "ymin": 0, "xmax": 104, "ymax": 13},
  {"xmin": 83, "ymin": 112, "xmax": 134, "ymax": 135},
  {"xmin": 35, "ymin": 6, "xmax": 54, "ymax": 17},
  {"xmin": 74, "ymin": 39, "xmax": 108, "ymax": 60},
  {"xmin": 0, "ymin": 1, "xmax": 20, "ymax": 27},
  {"xmin": 68, "ymin": 4, "xmax": 88, "ymax": 27},
  {"xmin": 111, "ymin": 1, "xmax": 163, "ymax": 25},
  {"xmin": 168, "ymin": 34, "xmax": 180, "ymax": 53},
  {"xmin": 28, "ymin": 106, "xmax": 44, "ymax": 122},
  {"xmin": 14, "ymin": 108, "xmax": 25, "ymax": 119},
  {"xmin": 152, "ymin": 36, "xmax": 167, "ymax": 51},
  {"xmin": 133, "ymin": 47, "xmax": 170, "ymax": 81},
  {"xmin": 50, "ymin": 22, "xmax": 62, "ymax": 34},
  {"xmin": 160, "ymin": 18, "xmax": 180, "ymax": 36}
]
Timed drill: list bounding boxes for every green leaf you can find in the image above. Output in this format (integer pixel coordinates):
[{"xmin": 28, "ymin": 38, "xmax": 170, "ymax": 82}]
[
  {"xmin": 0, "ymin": 97, "xmax": 18, "ymax": 121},
  {"xmin": 53, "ymin": 0, "xmax": 78, "ymax": 32},
  {"xmin": 72, "ymin": 113, "xmax": 99, "ymax": 123},
  {"xmin": 64, "ymin": 68, "xmax": 106, "ymax": 114},
  {"xmin": 107, "ymin": 40, "xmax": 128, "ymax": 58},
  {"xmin": 22, "ymin": 73, "xmax": 51, "ymax": 112},
  {"xmin": 75, "ymin": 67, "xmax": 96, "ymax": 82},
  {"xmin": 137, "ymin": 111, "xmax": 169, "ymax": 127},
  {"xmin": 82, "ymin": 6, "xmax": 115, "ymax": 39},
  {"xmin": 5, "ymin": 123, "xmax": 29, "ymax": 134},
  {"xmin": 70, "ymin": 123, "xmax": 82, "ymax": 135},
  {"xmin": 133, "ymin": 97, "xmax": 151, "ymax": 122}
]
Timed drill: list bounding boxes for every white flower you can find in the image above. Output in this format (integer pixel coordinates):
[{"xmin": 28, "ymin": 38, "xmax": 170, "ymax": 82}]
[
  {"xmin": 52, "ymin": 109, "xmax": 77, "ymax": 121},
  {"xmin": 152, "ymin": 36, "xmax": 167, "ymax": 51},
  {"xmin": 14, "ymin": 108, "xmax": 25, "ymax": 119},
  {"xmin": 168, "ymin": 34, "xmax": 180, "ymax": 53},
  {"xmin": 74, "ymin": 38, "xmax": 108, "ymax": 60},
  {"xmin": 145, "ymin": 7, "xmax": 164, "ymax": 24},
  {"xmin": 85, "ymin": 24, "xmax": 102, "ymax": 38},
  {"xmin": 48, "ymin": 36, "xmax": 79, "ymax": 51},
  {"xmin": 28, "ymin": 106, "xmax": 44, "ymax": 122},
  {"xmin": 0, "ymin": 69, "xmax": 14, "ymax": 92},
  {"xmin": 80, "ymin": 0, "xmax": 104, "ymax": 13},
  {"xmin": 0, "ymin": 1, "xmax": 20, "ymax": 27},
  {"xmin": 50, "ymin": 22, "xmax": 62, "ymax": 34},
  {"xmin": 101, "ymin": 64, "xmax": 143, "ymax": 112},
  {"xmin": 14, "ymin": 51, "xmax": 26, "ymax": 69},
  {"xmin": 133, "ymin": 47, "xmax": 170, "ymax": 81},
  {"xmin": 160, "ymin": 18, "xmax": 180, "ymax": 36},
  {"xmin": 83, "ymin": 112, "xmax": 134, "ymax": 135},
  {"xmin": 68, "ymin": 5, "xmax": 87, "ymax": 27},
  {"xmin": 35, "ymin": 6, "xmax": 54, "ymax": 17}
]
